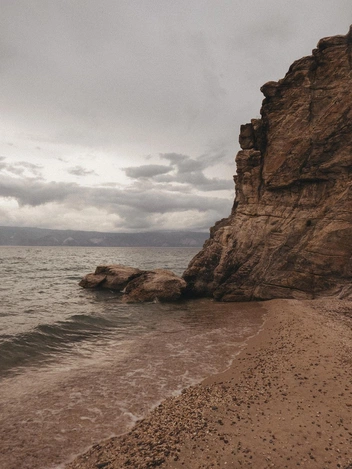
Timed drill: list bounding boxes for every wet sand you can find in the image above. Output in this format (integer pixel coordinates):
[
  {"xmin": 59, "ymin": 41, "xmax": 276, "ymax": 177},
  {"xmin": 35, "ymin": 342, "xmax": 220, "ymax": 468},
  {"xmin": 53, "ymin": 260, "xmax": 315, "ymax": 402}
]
[{"xmin": 66, "ymin": 299, "xmax": 352, "ymax": 469}]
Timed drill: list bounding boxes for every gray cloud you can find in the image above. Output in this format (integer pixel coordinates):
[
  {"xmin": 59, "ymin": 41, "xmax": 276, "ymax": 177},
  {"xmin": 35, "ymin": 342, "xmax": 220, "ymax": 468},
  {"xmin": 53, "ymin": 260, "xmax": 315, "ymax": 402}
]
[
  {"xmin": 123, "ymin": 164, "xmax": 172, "ymax": 179},
  {"xmin": 161, "ymin": 153, "xmax": 205, "ymax": 173},
  {"xmin": 177, "ymin": 173, "xmax": 233, "ymax": 191},
  {"xmin": 0, "ymin": 1, "xmax": 351, "ymax": 231},
  {"xmin": 122, "ymin": 153, "xmax": 233, "ymax": 192},
  {"xmin": 68, "ymin": 166, "xmax": 98, "ymax": 177},
  {"xmin": 160, "ymin": 148, "xmax": 231, "ymax": 173},
  {"xmin": 0, "ymin": 173, "xmax": 231, "ymax": 230},
  {"xmin": 153, "ymin": 172, "xmax": 233, "ymax": 192},
  {"xmin": 0, "ymin": 174, "xmax": 78, "ymax": 206},
  {"xmin": 17, "ymin": 161, "xmax": 43, "ymax": 177},
  {"xmin": 2, "ymin": 1, "xmax": 350, "ymax": 153},
  {"xmin": 158, "ymin": 153, "xmax": 233, "ymax": 191},
  {"xmin": 0, "ymin": 158, "xmax": 43, "ymax": 178}
]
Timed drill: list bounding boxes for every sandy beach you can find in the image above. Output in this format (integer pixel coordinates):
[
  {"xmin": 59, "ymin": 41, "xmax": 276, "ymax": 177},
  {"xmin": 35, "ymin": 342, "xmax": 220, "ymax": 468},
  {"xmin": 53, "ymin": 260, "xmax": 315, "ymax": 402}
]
[{"xmin": 66, "ymin": 298, "xmax": 352, "ymax": 469}]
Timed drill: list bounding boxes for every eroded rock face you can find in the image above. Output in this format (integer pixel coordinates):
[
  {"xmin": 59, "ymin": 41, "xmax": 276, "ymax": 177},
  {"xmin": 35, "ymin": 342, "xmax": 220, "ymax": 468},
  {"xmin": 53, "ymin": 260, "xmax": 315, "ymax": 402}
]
[
  {"xmin": 183, "ymin": 27, "xmax": 352, "ymax": 301},
  {"xmin": 79, "ymin": 265, "xmax": 186, "ymax": 302}
]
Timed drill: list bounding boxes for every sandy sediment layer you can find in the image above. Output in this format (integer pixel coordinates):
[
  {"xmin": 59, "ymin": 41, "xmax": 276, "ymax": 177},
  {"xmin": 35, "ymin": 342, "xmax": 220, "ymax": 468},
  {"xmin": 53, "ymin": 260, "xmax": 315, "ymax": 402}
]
[{"xmin": 66, "ymin": 299, "xmax": 352, "ymax": 469}]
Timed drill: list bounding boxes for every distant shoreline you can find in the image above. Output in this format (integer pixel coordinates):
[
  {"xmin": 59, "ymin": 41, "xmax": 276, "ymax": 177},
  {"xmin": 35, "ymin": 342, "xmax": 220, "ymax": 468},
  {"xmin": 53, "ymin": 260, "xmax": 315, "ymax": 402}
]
[
  {"xmin": 0, "ymin": 226, "xmax": 208, "ymax": 247},
  {"xmin": 67, "ymin": 298, "xmax": 352, "ymax": 468},
  {"xmin": 0, "ymin": 245, "xmax": 201, "ymax": 249}
]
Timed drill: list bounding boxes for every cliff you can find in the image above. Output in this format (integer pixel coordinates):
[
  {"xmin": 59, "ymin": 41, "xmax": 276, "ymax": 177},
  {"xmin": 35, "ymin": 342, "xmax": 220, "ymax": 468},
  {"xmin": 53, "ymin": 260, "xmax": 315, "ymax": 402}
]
[{"xmin": 183, "ymin": 27, "xmax": 352, "ymax": 301}]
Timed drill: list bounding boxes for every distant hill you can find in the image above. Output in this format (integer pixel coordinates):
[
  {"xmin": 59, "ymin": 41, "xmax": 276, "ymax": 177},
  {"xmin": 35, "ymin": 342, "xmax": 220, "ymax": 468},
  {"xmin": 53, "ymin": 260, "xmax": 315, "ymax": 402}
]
[{"xmin": 0, "ymin": 226, "xmax": 209, "ymax": 247}]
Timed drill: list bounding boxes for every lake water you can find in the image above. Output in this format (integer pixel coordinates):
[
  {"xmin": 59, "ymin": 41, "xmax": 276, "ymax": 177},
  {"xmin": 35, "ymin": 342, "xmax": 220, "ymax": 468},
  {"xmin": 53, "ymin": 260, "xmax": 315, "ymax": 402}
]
[{"xmin": 0, "ymin": 246, "xmax": 265, "ymax": 469}]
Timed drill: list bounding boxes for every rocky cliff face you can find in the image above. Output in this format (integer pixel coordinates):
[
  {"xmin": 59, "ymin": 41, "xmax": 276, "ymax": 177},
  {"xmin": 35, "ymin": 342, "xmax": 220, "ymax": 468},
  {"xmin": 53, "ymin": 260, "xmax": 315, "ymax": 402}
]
[{"xmin": 183, "ymin": 27, "xmax": 352, "ymax": 301}]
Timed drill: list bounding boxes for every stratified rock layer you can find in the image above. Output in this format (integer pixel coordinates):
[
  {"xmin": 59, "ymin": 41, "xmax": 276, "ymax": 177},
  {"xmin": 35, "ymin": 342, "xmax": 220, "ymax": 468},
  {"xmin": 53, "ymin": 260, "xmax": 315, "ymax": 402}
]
[{"xmin": 183, "ymin": 27, "xmax": 352, "ymax": 301}]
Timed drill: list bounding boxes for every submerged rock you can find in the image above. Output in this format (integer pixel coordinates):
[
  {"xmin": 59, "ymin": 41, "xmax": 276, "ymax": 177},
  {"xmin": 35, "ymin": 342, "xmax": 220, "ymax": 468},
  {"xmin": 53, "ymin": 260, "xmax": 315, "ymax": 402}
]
[
  {"xmin": 183, "ymin": 27, "xmax": 352, "ymax": 301},
  {"xmin": 79, "ymin": 265, "xmax": 186, "ymax": 302}
]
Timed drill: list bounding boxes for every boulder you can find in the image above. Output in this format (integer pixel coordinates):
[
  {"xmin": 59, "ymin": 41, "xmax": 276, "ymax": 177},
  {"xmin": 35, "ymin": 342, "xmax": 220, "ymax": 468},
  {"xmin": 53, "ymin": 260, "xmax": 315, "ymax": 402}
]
[
  {"xmin": 79, "ymin": 273, "xmax": 106, "ymax": 288},
  {"xmin": 183, "ymin": 27, "xmax": 352, "ymax": 301},
  {"xmin": 124, "ymin": 269, "xmax": 187, "ymax": 303},
  {"xmin": 79, "ymin": 264, "xmax": 142, "ymax": 291}
]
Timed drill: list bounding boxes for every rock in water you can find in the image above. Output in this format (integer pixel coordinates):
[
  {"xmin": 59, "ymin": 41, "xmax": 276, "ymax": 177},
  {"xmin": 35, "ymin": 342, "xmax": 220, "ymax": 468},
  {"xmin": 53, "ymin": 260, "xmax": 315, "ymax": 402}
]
[
  {"xmin": 79, "ymin": 265, "xmax": 186, "ymax": 302},
  {"xmin": 183, "ymin": 27, "xmax": 352, "ymax": 301},
  {"xmin": 79, "ymin": 265, "xmax": 142, "ymax": 290},
  {"xmin": 124, "ymin": 269, "xmax": 187, "ymax": 303}
]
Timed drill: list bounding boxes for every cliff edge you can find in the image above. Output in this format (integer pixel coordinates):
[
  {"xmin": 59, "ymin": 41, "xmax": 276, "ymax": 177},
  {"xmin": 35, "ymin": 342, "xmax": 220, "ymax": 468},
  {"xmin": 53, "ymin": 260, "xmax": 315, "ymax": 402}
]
[{"xmin": 183, "ymin": 27, "xmax": 352, "ymax": 301}]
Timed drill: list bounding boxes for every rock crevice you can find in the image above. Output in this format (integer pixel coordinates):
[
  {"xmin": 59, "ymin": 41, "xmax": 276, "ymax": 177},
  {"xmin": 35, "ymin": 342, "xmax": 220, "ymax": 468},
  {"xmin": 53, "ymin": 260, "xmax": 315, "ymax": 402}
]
[{"xmin": 183, "ymin": 27, "xmax": 352, "ymax": 301}]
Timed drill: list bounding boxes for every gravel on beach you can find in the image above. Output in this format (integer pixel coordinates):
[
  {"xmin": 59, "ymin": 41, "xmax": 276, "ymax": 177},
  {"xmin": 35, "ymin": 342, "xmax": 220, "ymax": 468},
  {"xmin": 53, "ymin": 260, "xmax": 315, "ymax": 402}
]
[{"xmin": 66, "ymin": 299, "xmax": 352, "ymax": 469}]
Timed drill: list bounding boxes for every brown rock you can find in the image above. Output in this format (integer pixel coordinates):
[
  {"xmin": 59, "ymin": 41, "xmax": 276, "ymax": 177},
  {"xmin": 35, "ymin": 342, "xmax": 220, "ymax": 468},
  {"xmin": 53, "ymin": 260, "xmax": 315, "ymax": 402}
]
[
  {"xmin": 79, "ymin": 264, "xmax": 142, "ymax": 291},
  {"xmin": 183, "ymin": 26, "xmax": 352, "ymax": 301},
  {"xmin": 124, "ymin": 269, "xmax": 187, "ymax": 302},
  {"xmin": 79, "ymin": 273, "xmax": 106, "ymax": 288},
  {"xmin": 79, "ymin": 265, "xmax": 186, "ymax": 303}
]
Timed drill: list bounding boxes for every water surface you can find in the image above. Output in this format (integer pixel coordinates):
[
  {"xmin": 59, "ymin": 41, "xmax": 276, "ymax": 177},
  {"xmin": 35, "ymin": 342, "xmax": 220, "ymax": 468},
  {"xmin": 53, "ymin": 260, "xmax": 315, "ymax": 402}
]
[{"xmin": 0, "ymin": 247, "xmax": 265, "ymax": 469}]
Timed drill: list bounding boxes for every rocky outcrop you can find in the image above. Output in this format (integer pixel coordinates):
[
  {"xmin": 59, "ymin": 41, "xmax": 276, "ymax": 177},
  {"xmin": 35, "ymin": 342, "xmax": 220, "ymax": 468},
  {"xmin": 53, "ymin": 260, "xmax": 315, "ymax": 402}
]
[
  {"xmin": 79, "ymin": 265, "xmax": 186, "ymax": 302},
  {"xmin": 183, "ymin": 27, "xmax": 352, "ymax": 301}
]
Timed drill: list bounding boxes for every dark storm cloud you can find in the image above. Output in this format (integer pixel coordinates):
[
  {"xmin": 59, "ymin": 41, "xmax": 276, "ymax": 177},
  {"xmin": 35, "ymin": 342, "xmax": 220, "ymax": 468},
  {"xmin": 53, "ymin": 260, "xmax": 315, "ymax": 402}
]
[
  {"xmin": 67, "ymin": 166, "xmax": 98, "ymax": 177},
  {"xmin": 123, "ymin": 165, "xmax": 172, "ymax": 179}
]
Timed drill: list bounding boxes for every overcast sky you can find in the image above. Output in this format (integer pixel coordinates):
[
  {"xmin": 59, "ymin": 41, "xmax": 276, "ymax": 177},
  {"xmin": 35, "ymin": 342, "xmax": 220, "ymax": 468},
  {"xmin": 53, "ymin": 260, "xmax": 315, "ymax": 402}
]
[{"xmin": 1, "ymin": 1, "xmax": 351, "ymax": 232}]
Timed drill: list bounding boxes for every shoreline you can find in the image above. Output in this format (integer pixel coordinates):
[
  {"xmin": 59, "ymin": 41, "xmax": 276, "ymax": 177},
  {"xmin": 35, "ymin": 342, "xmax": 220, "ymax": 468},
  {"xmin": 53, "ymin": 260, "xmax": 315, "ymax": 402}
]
[{"xmin": 66, "ymin": 299, "xmax": 352, "ymax": 469}]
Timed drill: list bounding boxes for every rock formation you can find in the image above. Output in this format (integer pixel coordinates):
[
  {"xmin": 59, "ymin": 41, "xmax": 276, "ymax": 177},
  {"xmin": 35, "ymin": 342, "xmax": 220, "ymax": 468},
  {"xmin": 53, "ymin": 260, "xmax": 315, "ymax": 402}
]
[
  {"xmin": 79, "ymin": 265, "xmax": 186, "ymax": 302},
  {"xmin": 183, "ymin": 27, "xmax": 352, "ymax": 301}
]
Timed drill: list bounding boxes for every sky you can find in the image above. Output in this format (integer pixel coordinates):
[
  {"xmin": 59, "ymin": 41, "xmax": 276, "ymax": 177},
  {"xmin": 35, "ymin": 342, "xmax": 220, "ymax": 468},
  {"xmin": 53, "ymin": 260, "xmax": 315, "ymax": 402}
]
[{"xmin": 1, "ymin": 1, "xmax": 351, "ymax": 232}]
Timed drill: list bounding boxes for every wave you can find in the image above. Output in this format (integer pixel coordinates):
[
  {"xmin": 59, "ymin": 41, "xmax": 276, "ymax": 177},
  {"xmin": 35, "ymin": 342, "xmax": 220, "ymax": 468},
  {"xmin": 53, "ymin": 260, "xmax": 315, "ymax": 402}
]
[{"xmin": 0, "ymin": 313, "xmax": 117, "ymax": 376}]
